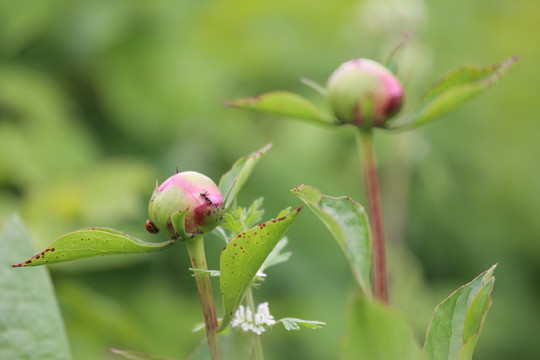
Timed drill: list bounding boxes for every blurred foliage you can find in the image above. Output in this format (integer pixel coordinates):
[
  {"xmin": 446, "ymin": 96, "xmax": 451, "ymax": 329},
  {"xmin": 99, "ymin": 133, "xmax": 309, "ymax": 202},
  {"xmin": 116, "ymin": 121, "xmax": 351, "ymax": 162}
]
[{"xmin": 0, "ymin": 0, "xmax": 538, "ymax": 359}]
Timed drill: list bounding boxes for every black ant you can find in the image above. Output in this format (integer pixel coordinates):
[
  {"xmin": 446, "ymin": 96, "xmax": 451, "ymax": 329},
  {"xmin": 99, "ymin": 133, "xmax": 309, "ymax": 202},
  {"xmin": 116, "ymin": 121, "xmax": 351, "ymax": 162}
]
[{"xmin": 200, "ymin": 190, "xmax": 213, "ymax": 204}]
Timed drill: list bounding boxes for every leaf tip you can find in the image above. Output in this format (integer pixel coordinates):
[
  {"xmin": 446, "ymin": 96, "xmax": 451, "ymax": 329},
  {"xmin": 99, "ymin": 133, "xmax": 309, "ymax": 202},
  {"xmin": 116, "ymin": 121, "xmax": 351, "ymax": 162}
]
[{"xmin": 222, "ymin": 96, "xmax": 259, "ymax": 108}]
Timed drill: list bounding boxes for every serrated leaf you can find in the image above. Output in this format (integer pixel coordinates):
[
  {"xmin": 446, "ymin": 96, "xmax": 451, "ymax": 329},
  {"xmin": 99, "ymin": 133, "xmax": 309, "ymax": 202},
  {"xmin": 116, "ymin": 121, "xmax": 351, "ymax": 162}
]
[
  {"xmin": 11, "ymin": 227, "xmax": 174, "ymax": 267},
  {"xmin": 390, "ymin": 56, "xmax": 519, "ymax": 130},
  {"xmin": 218, "ymin": 143, "xmax": 272, "ymax": 208},
  {"xmin": 218, "ymin": 207, "xmax": 302, "ymax": 332},
  {"xmin": 291, "ymin": 184, "xmax": 373, "ymax": 297},
  {"xmin": 341, "ymin": 295, "xmax": 421, "ymax": 360},
  {"xmin": 278, "ymin": 318, "xmax": 326, "ymax": 331},
  {"xmin": 422, "ymin": 264, "xmax": 497, "ymax": 360},
  {"xmin": 224, "ymin": 91, "xmax": 334, "ymax": 125},
  {"xmin": 383, "ymin": 30, "xmax": 412, "ymax": 74},
  {"xmin": 0, "ymin": 214, "xmax": 72, "ymax": 360}
]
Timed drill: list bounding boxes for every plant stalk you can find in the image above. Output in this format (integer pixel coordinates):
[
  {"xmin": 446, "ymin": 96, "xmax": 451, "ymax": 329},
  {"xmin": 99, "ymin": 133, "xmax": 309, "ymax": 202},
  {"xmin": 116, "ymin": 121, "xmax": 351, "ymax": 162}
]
[
  {"xmin": 246, "ymin": 288, "xmax": 264, "ymax": 360},
  {"xmin": 357, "ymin": 129, "xmax": 389, "ymax": 303},
  {"xmin": 185, "ymin": 236, "xmax": 222, "ymax": 360}
]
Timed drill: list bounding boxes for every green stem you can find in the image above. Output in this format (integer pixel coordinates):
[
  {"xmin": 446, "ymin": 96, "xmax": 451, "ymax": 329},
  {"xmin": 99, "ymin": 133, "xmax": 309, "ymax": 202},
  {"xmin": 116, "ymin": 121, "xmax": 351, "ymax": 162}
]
[
  {"xmin": 185, "ymin": 236, "xmax": 222, "ymax": 360},
  {"xmin": 357, "ymin": 129, "xmax": 389, "ymax": 303},
  {"xmin": 245, "ymin": 288, "xmax": 264, "ymax": 360}
]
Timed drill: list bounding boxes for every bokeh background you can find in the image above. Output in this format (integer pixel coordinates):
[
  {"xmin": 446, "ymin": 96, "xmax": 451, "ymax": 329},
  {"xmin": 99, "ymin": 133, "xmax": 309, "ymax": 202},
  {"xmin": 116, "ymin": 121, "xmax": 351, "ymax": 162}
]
[{"xmin": 1, "ymin": 0, "xmax": 538, "ymax": 359}]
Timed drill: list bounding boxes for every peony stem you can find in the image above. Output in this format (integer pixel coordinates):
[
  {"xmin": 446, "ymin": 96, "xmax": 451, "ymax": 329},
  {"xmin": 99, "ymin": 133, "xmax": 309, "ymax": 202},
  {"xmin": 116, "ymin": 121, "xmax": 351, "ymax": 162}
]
[
  {"xmin": 357, "ymin": 129, "xmax": 389, "ymax": 303},
  {"xmin": 185, "ymin": 236, "xmax": 222, "ymax": 360}
]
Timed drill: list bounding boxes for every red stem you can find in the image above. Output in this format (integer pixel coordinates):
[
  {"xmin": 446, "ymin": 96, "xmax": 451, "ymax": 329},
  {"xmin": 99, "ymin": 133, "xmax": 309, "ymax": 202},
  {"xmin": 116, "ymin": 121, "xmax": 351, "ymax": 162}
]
[{"xmin": 358, "ymin": 129, "xmax": 389, "ymax": 303}]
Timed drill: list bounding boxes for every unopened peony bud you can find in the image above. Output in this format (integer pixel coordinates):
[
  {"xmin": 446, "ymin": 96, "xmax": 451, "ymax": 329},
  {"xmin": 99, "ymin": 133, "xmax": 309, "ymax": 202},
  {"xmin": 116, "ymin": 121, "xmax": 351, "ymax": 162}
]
[
  {"xmin": 147, "ymin": 171, "xmax": 224, "ymax": 239},
  {"xmin": 326, "ymin": 58, "xmax": 404, "ymax": 128}
]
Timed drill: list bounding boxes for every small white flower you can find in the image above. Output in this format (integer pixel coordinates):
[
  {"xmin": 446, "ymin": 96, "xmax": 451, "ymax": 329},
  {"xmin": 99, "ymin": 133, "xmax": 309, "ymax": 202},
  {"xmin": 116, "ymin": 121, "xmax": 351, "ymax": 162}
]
[{"xmin": 231, "ymin": 302, "xmax": 276, "ymax": 334}]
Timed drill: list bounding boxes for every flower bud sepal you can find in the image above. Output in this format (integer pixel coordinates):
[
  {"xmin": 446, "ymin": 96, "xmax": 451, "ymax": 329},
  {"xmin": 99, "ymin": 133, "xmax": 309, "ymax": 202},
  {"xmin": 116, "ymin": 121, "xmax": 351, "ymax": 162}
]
[{"xmin": 170, "ymin": 209, "xmax": 193, "ymax": 241}]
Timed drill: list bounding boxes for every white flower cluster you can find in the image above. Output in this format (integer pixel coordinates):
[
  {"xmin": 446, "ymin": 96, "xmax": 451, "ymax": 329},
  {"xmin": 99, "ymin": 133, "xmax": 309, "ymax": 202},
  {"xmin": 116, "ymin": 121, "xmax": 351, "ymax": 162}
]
[{"xmin": 231, "ymin": 302, "xmax": 276, "ymax": 335}]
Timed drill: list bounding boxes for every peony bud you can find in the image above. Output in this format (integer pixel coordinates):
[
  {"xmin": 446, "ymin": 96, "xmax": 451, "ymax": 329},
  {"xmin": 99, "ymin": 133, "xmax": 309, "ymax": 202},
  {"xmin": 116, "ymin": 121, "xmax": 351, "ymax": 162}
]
[
  {"xmin": 326, "ymin": 58, "xmax": 404, "ymax": 128},
  {"xmin": 147, "ymin": 171, "xmax": 224, "ymax": 239}
]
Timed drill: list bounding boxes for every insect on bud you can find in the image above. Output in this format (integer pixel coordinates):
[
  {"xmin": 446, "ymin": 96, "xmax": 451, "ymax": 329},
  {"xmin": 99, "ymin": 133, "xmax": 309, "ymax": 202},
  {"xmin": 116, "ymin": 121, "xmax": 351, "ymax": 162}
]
[
  {"xmin": 326, "ymin": 58, "xmax": 404, "ymax": 128},
  {"xmin": 147, "ymin": 171, "xmax": 225, "ymax": 240}
]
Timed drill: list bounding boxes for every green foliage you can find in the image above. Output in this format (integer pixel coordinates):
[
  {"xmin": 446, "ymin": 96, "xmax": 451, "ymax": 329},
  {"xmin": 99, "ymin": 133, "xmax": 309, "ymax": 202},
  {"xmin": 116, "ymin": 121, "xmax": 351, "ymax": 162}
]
[
  {"xmin": 219, "ymin": 207, "xmax": 302, "ymax": 331},
  {"xmin": 341, "ymin": 295, "xmax": 421, "ymax": 360},
  {"xmin": 111, "ymin": 348, "xmax": 179, "ymax": 360},
  {"xmin": 218, "ymin": 143, "xmax": 273, "ymax": 208},
  {"xmin": 12, "ymin": 227, "xmax": 174, "ymax": 267},
  {"xmin": 423, "ymin": 265, "xmax": 497, "ymax": 360},
  {"xmin": 0, "ymin": 215, "xmax": 72, "ymax": 360},
  {"xmin": 292, "ymin": 184, "xmax": 373, "ymax": 297},
  {"xmin": 224, "ymin": 91, "xmax": 333, "ymax": 126},
  {"xmin": 278, "ymin": 318, "xmax": 326, "ymax": 331},
  {"xmin": 220, "ymin": 198, "xmax": 265, "ymax": 237},
  {"xmin": 390, "ymin": 57, "xmax": 519, "ymax": 130},
  {"xmin": 382, "ymin": 31, "xmax": 412, "ymax": 75}
]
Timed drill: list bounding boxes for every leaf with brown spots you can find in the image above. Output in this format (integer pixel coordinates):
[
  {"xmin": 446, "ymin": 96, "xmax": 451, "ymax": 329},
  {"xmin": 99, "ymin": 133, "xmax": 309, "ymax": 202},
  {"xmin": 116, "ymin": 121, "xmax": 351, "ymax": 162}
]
[
  {"xmin": 218, "ymin": 207, "xmax": 302, "ymax": 332},
  {"xmin": 11, "ymin": 227, "xmax": 174, "ymax": 267}
]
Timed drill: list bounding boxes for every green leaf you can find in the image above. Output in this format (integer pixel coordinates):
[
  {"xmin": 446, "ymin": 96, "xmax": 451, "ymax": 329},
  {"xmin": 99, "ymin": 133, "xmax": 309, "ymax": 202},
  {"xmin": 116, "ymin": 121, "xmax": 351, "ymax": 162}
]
[
  {"xmin": 218, "ymin": 207, "xmax": 302, "ymax": 332},
  {"xmin": 341, "ymin": 295, "xmax": 421, "ymax": 360},
  {"xmin": 111, "ymin": 348, "xmax": 180, "ymax": 360},
  {"xmin": 220, "ymin": 198, "xmax": 265, "ymax": 237},
  {"xmin": 390, "ymin": 56, "xmax": 519, "ymax": 130},
  {"xmin": 278, "ymin": 318, "xmax": 326, "ymax": 331},
  {"xmin": 218, "ymin": 143, "xmax": 272, "ymax": 208},
  {"xmin": 12, "ymin": 227, "xmax": 174, "ymax": 267},
  {"xmin": 224, "ymin": 91, "xmax": 334, "ymax": 125},
  {"xmin": 383, "ymin": 30, "xmax": 412, "ymax": 75},
  {"xmin": 422, "ymin": 264, "xmax": 497, "ymax": 360},
  {"xmin": 300, "ymin": 77, "xmax": 327, "ymax": 97},
  {"xmin": 291, "ymin": 184, "xmax": 373, "ymax": 297},
  {"xmin": 260, "ymin": 237, "xmax": 292, "ymax": 272},
  {"xmin": 0, "ymin": 214, "xmax": 72, "ymax": 360}
]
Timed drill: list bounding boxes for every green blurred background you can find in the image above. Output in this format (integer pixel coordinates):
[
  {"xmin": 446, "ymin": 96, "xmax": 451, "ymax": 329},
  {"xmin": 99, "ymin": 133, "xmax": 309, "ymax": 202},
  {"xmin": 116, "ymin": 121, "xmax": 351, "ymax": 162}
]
[{"xmin": 1, "ymin": 0, "xmax": 538, "ymax": 359}]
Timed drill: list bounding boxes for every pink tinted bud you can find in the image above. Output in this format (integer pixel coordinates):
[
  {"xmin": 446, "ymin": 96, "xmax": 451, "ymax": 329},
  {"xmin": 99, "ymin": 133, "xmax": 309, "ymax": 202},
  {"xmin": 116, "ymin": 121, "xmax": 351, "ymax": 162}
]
[
  {"xmin": 326, "ymin": 58, "xmax": 404, "ymax": 128},
  {"xmin": 147, "ymin": 171, "xmax": 224, "ymax": 239}
]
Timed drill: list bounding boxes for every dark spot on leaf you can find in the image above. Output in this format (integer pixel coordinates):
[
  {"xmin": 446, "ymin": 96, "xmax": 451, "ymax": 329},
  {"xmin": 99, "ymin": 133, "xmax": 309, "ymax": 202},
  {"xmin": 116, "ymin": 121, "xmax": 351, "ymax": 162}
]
[{"xmin": 25, "ymin": 260, "xmax": 31, "ymax": 264}]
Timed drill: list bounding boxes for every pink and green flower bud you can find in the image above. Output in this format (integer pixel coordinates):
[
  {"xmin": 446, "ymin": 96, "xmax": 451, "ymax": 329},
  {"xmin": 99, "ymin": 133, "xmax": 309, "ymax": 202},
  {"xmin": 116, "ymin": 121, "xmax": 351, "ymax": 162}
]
[
  {"xmin": 147, "ymin": 171, "xmax": 224, "ymax": 239},
  {"xmin": 326, "ymin": 58, "xmax": 404, "ymax": 128}
]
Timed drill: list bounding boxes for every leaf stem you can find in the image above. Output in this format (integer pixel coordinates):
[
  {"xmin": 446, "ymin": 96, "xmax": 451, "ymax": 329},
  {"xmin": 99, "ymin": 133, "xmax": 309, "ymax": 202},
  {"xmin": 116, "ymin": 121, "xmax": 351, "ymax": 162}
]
[
  {"xmin": 357, "ymin": 129, "xmax": 389, "ymax": 303},
  {"xmin": 185, "ymin": 236, "xmax": 222, "ymax": 360},
  {"xmin": 246, "ymin": 288, "xmax": 264, "ymax": 360}
]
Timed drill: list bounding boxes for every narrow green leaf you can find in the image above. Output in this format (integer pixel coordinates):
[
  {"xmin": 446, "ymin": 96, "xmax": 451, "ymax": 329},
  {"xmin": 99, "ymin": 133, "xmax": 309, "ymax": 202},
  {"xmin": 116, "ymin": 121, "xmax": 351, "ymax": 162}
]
[
  {"xmin": 423, "ymin": 264, "xmax": 497, "ymax": 360},
  {"xmin": 383, "ymin": 30, "xmax": 412, "ymax": 74},
  {"xmin": 190, "ymin": 268, "xmax": 221, "ymax": 277},
  {"xmin": 341, "ymin": 295, "xmax": 421, "ymax": 360},
  {"xmin": 218, "ymin": 207, "xmax": 302, "ymax": 331},
  {"xmin": 291, "ymin": 184, "xmax": 373, "ymax": 297},
  {"xmin": 278, "ymin": 318, "xmax": 326, "ymax": 331},
  {"xmin": 224, "ymin": 91, "xmax": 334, "ymax": 125},
  {"xmin": 218, "ymin": 143, "xmax": 272, "ymax": 208},
  {"xmin": 111, "ymin": 348, "xmax": 180, "ymax": 360},
  {"xmin": 0, "ymin": 214, "xmax": 72, "ymax": 360},
  {"xmin": 390, "ymin": 56, "xmax": 519, "ymax": 130},
  {"xmin": 12, "ymin": 227, "xmax": 174, "ymax": 267},
  {"xmin": 300, "ymin": 77, "xmax": 327, "ymax": 97}
]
